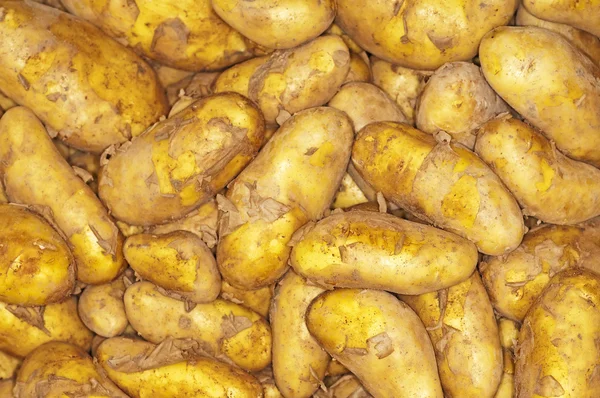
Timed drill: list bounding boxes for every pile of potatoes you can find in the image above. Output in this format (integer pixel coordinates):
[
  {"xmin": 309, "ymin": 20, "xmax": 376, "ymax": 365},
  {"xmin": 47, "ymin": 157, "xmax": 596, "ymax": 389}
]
[{"xmin": 1, "ymin": 0, "xmax": 600, "ymax": 397}]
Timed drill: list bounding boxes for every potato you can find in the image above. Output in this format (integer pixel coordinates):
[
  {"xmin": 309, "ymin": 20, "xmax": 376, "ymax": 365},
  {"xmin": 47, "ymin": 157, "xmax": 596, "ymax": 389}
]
[
  {"xmin": 307, "ymin": 289, "xmax": 443, "ymax": 397},
  {"xmin": 326, "ymin": 23, "xmax": 364, "ymax": 53},
  {"xmin": 522, "ymin": 0, "xmax": 600, "ymax": 37},
  {"xmin": 14, "ymin": 341, "xmax": 126, "ymax": 397},
  {"xmin": 124, "ymin": 231, "xmax": 221, "ymax": 303},
  {"xmin": 247, "ymin": 36, "xmax": 350, "ymax": 126},
  {"xmin": 332, "ymin": 173, "xmax": 369, "ymax": 210},
  {"xmin": 0, "ymin": 297, "xmax": 93, "ymax": 358},
  {"xmin": 515, "ymin": 269, "xmax": 600, "ymax": 397},
  {"xmin": 0, "ymin": 350, "xmax": 20, "ymax": 380},
  {"xmin": 335, "ymin": 0, "xmax": 517, "ymax": 70},
  {"xmin": 327, "ymin": 359, "xmax": 349, "ymax": 377},
  {"xmin": 96, "ymin": 337, "xmax": 263, "ymax": 397},
  {"xmin": 0, "ymin": 379, "xmax": 13, "ymax": 396},
  {"xmin": 98, "ymin": 93, "xmax": 264, "ymax": 226},
  {"xmin": 0, "ymin": 90, "xmax": 16, "ymax": 112},
  {"xmin": 124, "ymin": 281, "xmax": 271, "ymax": 372},
  {"xmin": 68, "ymin": 150, "xmax": 101, "ymax": 193},
  {"xmin": 352, "ymin": 122, "xmax": 525, "ymax": 255},
  {"xmin": 0, "ymin": 107, "xmax": 125, "ymax": 284},
  {"xmin": 152, "ymin": 63, "xmax": 195, "ymax": 89},
  {"xmin": 480, "ymin": 26, "xmax": 600, "ymax": 167},
  {"xmin": 0, "ymin": 204, "xmax": 74, "ymax": 306},
  {"xmin": 0, "ymin": 1, "xmax": 167, "ymax": 153},
  {"xmin": 476, "ymin": 114, "xmax": 600, "ymax": 224},
  {"xmin": 315, "ymin": 375, "xmax": 372, "ymax": 398},
  {"xmin": 217, "ymin": 107, "xmax": 353, "ymax": 289},
  {"xmin": 415, "ymin": 62, "xmax": 509, "ymax": 149},
  {"xmin": 401, "ymin": 272, "xmax": 503, "ymax": 398},
  {"xmin": 479, "ymin": 218, "xmax": 600, "ymax": 321},
  {"xmin": 221, "ymin": 282, "xmax": 273, "ymax": 318},
  {"xmin": 78, "ymin": 279, "xmax": 127, "ymax": 338},
  {"xmin": 253, "ymin": 368, "xmax": 284, "ymax": 398},
  {"xmin": 29, "ymin": 0, "xmax": 65, "ymax": 10},
  {"xmin": 495, "ymin": 318, "xmax": 519, "ymax": 398},
  {"xmin": 344, "ymin": 53, "xmax": 372, "ymax": 83},
  {"xmin": 213, "ymin": 56, "xmax": 270, "ymax": 97}
]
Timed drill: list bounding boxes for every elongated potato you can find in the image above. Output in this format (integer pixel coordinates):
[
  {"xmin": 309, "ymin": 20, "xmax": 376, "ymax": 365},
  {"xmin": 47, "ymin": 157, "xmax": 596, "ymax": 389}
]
[
  {"xmin": 480, "ymin": 26, "xmax": 600, "ymax": 167},
  {"xmin": 124, "ymin": 231, "xmax": 221, "ymax": 303},
  {"xmin": 217, "ymin": 107, "xmax": 353, "ymax": 289},
  {"xmin": 0, "ymin": 350, "xmax": 20, "ymax": 380},
  {"xmin": 98, "ymin": 93, "xmax": 264, "ymax": 226},
  {"xmin": 522, "ymin": 0, "xmax": 600, "ymax": 37},
  {"xmin": 0, "ymin": 107, "xmax": 125, "ymax": 284},
  {"xmin": 401, "ymin": 272, "xmax": 503, "ymax": 398},
  {"xmin": 307, "ymin": 289, "xmax": 443, "ymax": 397},
  {"xmin": 213, "ymin": 56, "xmax": 270, "ymax": 97},
  {"xmin": 221, "ymin": 282, "xmax": 273, "ymax": 318},
  {"xmin": 97, "ymin": 337, "xmax": 263, "ymax": 398},
  {"xmin": 516, "ymin": 269, "xmax": 600, "ymax": 397},
  {"xmin": 344, "ymin": 53, "xmax": 371, "ymax": 83},
  {"xmin": 352, "ymin": 122, "xmax": 524, "ymax": 255},
  {"xmin": 78, "ymin": 279, "xmax": 127, "ymax": 338},
  {"xmin": 495, "ymin": 318, "xmax": 519, "ymax": 398},
  {"xmin": 124, "ymin": 281, "xmax": 271, "ymax": 372},
  {"xmin": 476, "ymin": 115, "xmax": 600, "ymax": 224}
]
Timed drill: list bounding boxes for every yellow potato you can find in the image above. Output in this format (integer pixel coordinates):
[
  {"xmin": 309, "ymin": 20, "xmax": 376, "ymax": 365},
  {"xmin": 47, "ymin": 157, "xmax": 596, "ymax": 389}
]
[
  {"xmin": 29, "ymin": 0, "xmax": 65, "ymax": 10},
  {"xmin": 213, "ymin": 56, "xmax": 270, "ymax": 97},
  {"xmin": 495, "ymin": 318, "xmax": 519, "ymax": 398},
  {"xmin": 0, "ymin": 1, "xmax": 167, "ymax": 153},
  {"xmin": 352, "ymin": 122, "xmax": 525, "ymax": 255},
  {"xmin": 0, "ymin": 107, "xmax": 125, "ymax": 284},
  {"xmin": 152, "ymin": 62, "xmax": 195, "ymax": 89},
  {"xmin": 98, "ymin": 93, "xmax": 264, "ymax": 226},
  {"xmin": 0, "ymin": 350, "xmax": 21, "ymax": 380},
  {"xmin": 315, "ymin": 375, "xmax": 372, "ymax": 398},
  {"xmin": 326, "ymin": 359, "xmax": 349, "ymax": 377},
  {"xmin": 344, "ymin": 53, "xmax": 372, "ymax": 83},
  {"xmin": 221, "ymin": 281, "xmax": 273, "ymax": 318},
  {"xmin": 78, "ymin": 279, "xmax": 128, "ymax": 338},
  {"xmin": 515, "ymin": 269, "xmax": 600, "ymax": 397},
  {"xmin": 217, "ymin": 107, "xmax": 353, "ymax": 289},
  {"xmin": 254, "ymin": 367, "xmax": 284, "ymax": 398},
  {"xmin": 124, "ymin": 281, "xmax": 271, "ymax": 372},
  {"xmin": 522, "ymin": 0, "xmax": 600, "ymax": 37},
  {"xmin": 307, "ymin": 289, "xmax": 443, "ymax": 397},
  {"xmin": 0, "ymin": 379, "xmax": 13, "ymax": 396},
  {"xmin": 480, "ymin": 26, "xmax": 600, "ymax": 167},
  {"xmin": 124, "ymin": 231, "xmax": 221, "ymax": 303},
  {"xmin": 332, "ymin": 173, "xmax": 369, "ymax": 210},
  {"xmin": 96, "ymin": 337, "xmax": 264, "ymax": 397},
  {"xmin": 0, "ymin": 90, "xmax": 16, "ymax": 112}
]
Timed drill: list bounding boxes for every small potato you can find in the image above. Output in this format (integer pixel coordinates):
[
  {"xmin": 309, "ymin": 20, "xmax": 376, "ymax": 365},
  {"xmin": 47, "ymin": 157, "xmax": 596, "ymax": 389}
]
[
  {"xmin": 213, "ymin": 56, "xmax": 270, "ymax": 97},
  {"xmin": 315, "ymin": 375, "xmax": 372, "ymax": 398},
  {"xmin": 515, "ymin": 269, "xmax": 600, "ymax": 397},
  {"xmin": 480, "ymin": 26, "xmax": 600, "ymax": 167},
  {"xmin": 0, "ymin": 350, "xmax": 21, "ymax": 380},
  {"xmin": 97, "ymin": 337, "xmax": 263, "ymax": 397},
  {"xmin": 344, "ymin": 53, "xmax": 371, "ymax": 83},
  {"xmin": 0, "ymin": 205, "xmax": 74, "ymax": 306},
  {"xmin": 495, "ymin": 318, "xmax": 519, "ymax": 398},
  {"xmin": 124, "ymin": 231, "xmax": 221, "ymax": 303},
  {"xmin": 217, "ymin": 107, "xmax": 353, "ymax": 289},
  {"xmin": 221, "ymin": 282, "xmax": 273, "ymax": 318},
  {"xmin": 332, "ymin": 173, "xmax": 369, "ymax": 210},
  {"xmin": 522, "ymin": 0, "xmax": 600, "ymax": 37},
  {"xmin": 352, "ymin": 122, "xmax": 525, "ymax": 255},
  {"xmin": 124, "ymin": 281, "xmax": 271, "ymax": 372},
  {"xmin": 0, "ymin": 107, "xmax": 125, "ymax": 285},
  {"xmin": 98, "ymin": 93, "xmax": 264, "ymax": 226},
  {"xmin": 291, "ymin": 211, "xmax": 477, "ymax": 294},
  {"xmin": 0, "ymin": 297, "xmax": 93, "ymax": 358},
  {"xmin": 401, "ymin": 272, "xmax": 503, "ymax": 398},
  {"xmin": 307, "ymin": 289, "xmax": 443, "ymax": 397},
  {"xmin": 476, "ymin": 115, "xmax": 600, "ymax": 224},
  {"xmin": 78, "ymin": 279, "xmax": 127, "ymax": 338},
  {"xmin": 416, "ymin": 62, "xmax": 509, "ymax": 149}
]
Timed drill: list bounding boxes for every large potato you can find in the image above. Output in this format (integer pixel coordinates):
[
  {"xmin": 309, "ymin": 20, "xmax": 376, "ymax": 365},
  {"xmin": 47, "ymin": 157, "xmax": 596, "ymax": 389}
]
[
  {"xmin": 0, "ymin": 204, "xmax": 74, "ymax": 306},
  {"xmin": 352, "ymin": 122, "xmax": 524, "ymax": 255},
  {"xmin": 522, "ymin": 0, "xmax": 600, "ymax": 37},
  {"xmin": 0, "ymin": 107, "xmax": 125, "ymax": 284},
  {"xmin": 0, "ymin": 350, "xmax": 20, "ymax": 380},
  {"xmin": 221, "ymin": 282, "xmax": 273, "ymax": 318},
  {"xmin": 0, "ymin": 0, "xmax": 167, "ymax": 153},
  {"xmin": 480, "ymin": 26, "xmax": 600, "ymax": 167},
  {"xmin": 495, "ymin": 318, "xmax": 519, "ymax": 398},
  {"xmin": 401, "ymin": 272, "xmax": 503, "ymax": 398},
  {"xmin": 515, "ymin": 269, "xmax": 600, "ymax": 397},
  {"xmin": 97, "ymin": 337, "xmax": 263, "ymax": 397},
  {"xmin": 307, "ymin": 289, "xmax": 443, "ymax": 397},
  {"xmin": 217, "ymin": 107, "xmax": 353, "ymax": 289},
  {"xmin": 124, "ymin": 281, "xmax": 271, "ymax": 372},
  {"xmin": 475, "ymin": 114, "xmax": 600, "ymax": 224},
  {"xmin": 98, "ymin": 93, "xmax": 264, "ymax": 226},
  {"xmin": 78, "ymin": 278, "xmax": 128, "ymax": 338}
]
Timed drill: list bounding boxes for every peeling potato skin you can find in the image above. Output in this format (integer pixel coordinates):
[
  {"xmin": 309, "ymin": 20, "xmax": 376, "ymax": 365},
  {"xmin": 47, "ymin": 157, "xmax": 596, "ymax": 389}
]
[
  {"xmin": 335, "ymin": 0, "xmax": 518, "ymax": 70},
  {"xmin": 352, "ymin": 122, "xmax": 525, "ymax": 255},
  {"xmin": 0, "ymin": 205, "xmax": 75, "ymax": 306},
  {"xmin": 401, "ymin": 272, "xmax": 503, "ymax": 398},
  {"xmin": 515, "ymin": 269, "xmax": 600, "ymax": 398},
  {"xmin": 326, "ymin": 23, "xmax": 364, "ymax": 54},
  {"xmin": 69, "ymin": 150, "xmax": 101, "ymax": 194},
  {"xmin": 314, "ymin": 375, "xmax": 372, "ymax": 398},
  {"xmin": 326, "ymin": 359, "xmax": 349, "ymax": 377},
  {"xmin": 78, "ymin": 279, "xmax": 128, "ymax": 338},
  {"xmin": 124, "ymin": 281, "xmax": 272, "ymax": 372},
  {"xmin": 307, "ymin": 289, "xmax": 443, "ymax": 397},
  {"xmin": 0, "ymin": 107, "xmax": 125, "ymax": 285},
  {"xmin": 480, "ymin": 26, "xmax": 600, "ymax": 167},
  {"xmin": 495, "ymin": 318, "xmax": 519, "ymax": 398},
  {"xmin": 0, "ymin": 1, "xmax": 168, "ymax": 153},
  {"xmin": 14, "ymin": 341, "xmax": 127, "ymax": 398},
  {"xmin": 124, "ymin": 231, "xmax": 221, "ymax": 304},
  {"xmin": 213, "ymin": 56, "xmax": 270, "ymax": 97},
  {"xmin": 98, "ymin": 92, "xmax": 265, "ymax": 226},
  {"xmin": 475, "ymin": 115, "xmax": 600, "ymax": 224},
  {"xmin": 0, "ymin": 350, "xmax": 21, "ymax": 380},
  {"xmin": 221, "ymin": 281, "xmax": 274, "ymax": 318},
  {"xmin": 217, "ymin": 107, "xmax": 353, "ymax": 290},
  {"xmin": 522, "ymin": 0, "xmax": 600, "ymax": 37}
]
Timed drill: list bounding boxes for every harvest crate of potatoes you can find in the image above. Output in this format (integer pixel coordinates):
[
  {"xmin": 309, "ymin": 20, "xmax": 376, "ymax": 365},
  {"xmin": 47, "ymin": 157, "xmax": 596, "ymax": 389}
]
[{"xmin": 0, "ymin": 0, "xmax": 599, "ymax": 397}]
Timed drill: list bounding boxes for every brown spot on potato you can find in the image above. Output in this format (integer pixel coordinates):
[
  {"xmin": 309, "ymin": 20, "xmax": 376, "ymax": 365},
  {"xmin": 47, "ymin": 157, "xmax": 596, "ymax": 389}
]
[
  {"xmin": 427, "ymin": 33, "xmax": 454, "ymax": 51},
  {"xmin": 17, "ymin": 74, "xmax": 30, "ymax": 91},
  {"xmin": 534, "ymin": 375, "xmax": 565, "ymax": 396},
  {"xmin": 367, "ymin": 332, "xmax": 394, "ymax": 359},
  {"xmin": 179, "ymin": 316, "xmax": 191, "ymax": 329},
  {"xmin": 333, "ymin": 50, "xmax": 350, "ymax": 67}
]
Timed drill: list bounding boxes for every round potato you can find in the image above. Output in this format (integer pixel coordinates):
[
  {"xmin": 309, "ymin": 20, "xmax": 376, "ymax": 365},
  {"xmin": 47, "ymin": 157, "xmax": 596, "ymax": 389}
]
[
  {"xmin": 78, "ymin": 279, "xmax": 127, "ymax": 338},
  {"xmin": 0, "ymin": 350, "xmax": 20, "ymax": 380},
  {"xmin": 344, "ymin": 53, "xmax": 372, "ymax": 83},
  {"xmin": 495, "ymin": 318, "xmax": 519, "ymax": 398},
  {"xmin": 522, "ymin": 0, "xmax": 600, "ymax": 37},
  {"xmin": 221, "ymin": 282, "xmax": 273, "ymax": 318}
]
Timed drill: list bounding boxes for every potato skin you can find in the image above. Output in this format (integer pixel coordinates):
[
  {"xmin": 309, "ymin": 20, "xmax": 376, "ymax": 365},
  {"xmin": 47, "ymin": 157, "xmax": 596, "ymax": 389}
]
[
  {"xmin": 480, "ymin": 26, "xmax": 600, "ymax": 167},
  {"xmin": 0, "ymin": 107, "xmax": 125, "ymax": 285},
  {"xmin": 495, "ymin": 318, "xmax": 519, "ymax": 398},
  {"xmin": 0, "ymin": 0, "xmax": 167, "ymax": 153},
  {"xmin": 475, "ymin": 115, "xmax": 600, "ymax": 224},
  {"xmin": 221, "ymin": 282, "xmax": 274, "ymax": 318},
  {"xmin": 332, "ymin": 173, "xmax": 369, "ymax": 210},
  {"xmin": 307, "ymin": 289, "xmax": 443, "ymax": 397},
  {"xmin": 213, "ymin": 56, "xmax": 270, "ymax": 98},
  {"xmin": 0, "ymin": 205, "xmax": 74, "ymax": 306},
  {"xmin": 124, "ymin": 281, "xmax": 271, "ymax": 372},
  {"xmin": 522, "ymin": 0, "xmax": 600, "ymax": 37},
  {"xmin": 352, "ymin": 122, "xmax": 524, "ymax": 255},
  {"xmin": 78, "ymin": 279, "xmax": 128, "ymax": 338},
  {"xmin": 98, "ymin": 93, "xmax": 264, "ymax": 226},
  {"xmin": 344, "ymin": 53, "xmax": 372, "ymax": 83},
  {"xmin": 515, "ymin": 269, "xmax": 600, "ymax": 398},
  {"xmin": 217, "ymin": 107, "xmax": 353, "ymax": 289}
]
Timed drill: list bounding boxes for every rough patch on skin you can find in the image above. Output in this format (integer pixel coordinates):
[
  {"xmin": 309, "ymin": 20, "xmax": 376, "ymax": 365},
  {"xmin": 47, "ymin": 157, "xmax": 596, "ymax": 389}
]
[
  {"xmin": 427, "ymin": 33, "xmax": 454, "ymax": 51},
  {"xmin": 216, "ymin": 194, "xmax": 244, "ymax": 237},
  {"xmin": 5, "ymin": 305, "xmax": 50, "ymax": 336},
  {"xmin": 150, "ymin": 18, "xmax": 190, "ymax": 53},
  {"xmin": 287, "ymin": 221, "xmax": 316, "ymax": 247},
  {"xmin": 534, "ymin": 375, "xmax": 565, "ymax": 397},
  {"xmin": 16, "ymin": 375, "xmax": 114, "ymax": 398},
  {"xmin": 332, "ymin": 50, "xmax": 350, "ymax": 67},
  {"xmin": 72, "ymin": 166, "xmax": 93, "ymax": 184},
  {"xmin": 89, "ymin": 222, "xmax": 118, "ymax": 256},
  {"xmin": 367, "ymin": 332, "xmax": 394, "ymax": 359},
  {"xmin": 221, "ymin": 313, "xmax": 253, "ymax": 338},
  {"xmin": 125, "ymin": 0, "xmax": 140, "ymax": 21},
  {"xmin": 342, "ymin": 347, "xmax": 368, "ymax": 356}
]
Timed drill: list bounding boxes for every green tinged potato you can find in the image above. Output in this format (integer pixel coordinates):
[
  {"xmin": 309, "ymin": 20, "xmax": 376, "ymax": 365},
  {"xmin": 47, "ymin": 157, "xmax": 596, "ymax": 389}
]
[
  {"xmin": 78, "ymin": 278, "xmax": 128, "ymax": 338},
  {"xmin": 522, "ymin": 0, "xmax": 600, "ymax": 37}
]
